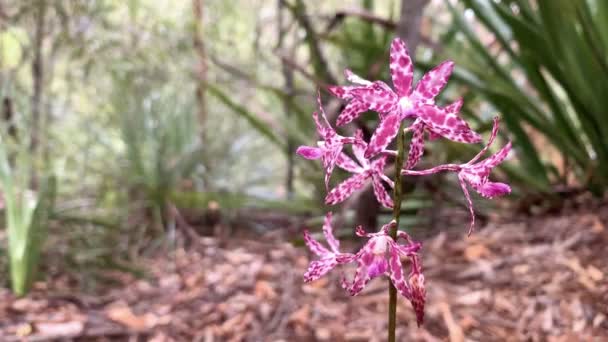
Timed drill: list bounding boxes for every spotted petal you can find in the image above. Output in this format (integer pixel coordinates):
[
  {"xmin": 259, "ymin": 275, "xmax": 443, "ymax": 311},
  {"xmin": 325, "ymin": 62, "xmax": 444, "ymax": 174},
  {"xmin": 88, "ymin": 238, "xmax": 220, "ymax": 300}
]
[
  {"xmin": 405, "ymin": 121, "xmax": 425, "ymax": 170},
  {"xmin": 458, "ymin": 174, "xmax": 477, "ymax": 236},
  {"xmin": 303, "ymin": 230, "xmax": 330, "ymax": 257},
  {"xmin": 365, "ymin": 113, "xmax": 402, "ymax": 158},
  {"xmin": 350, "ymin": 82, "xmax": 398, "ymax": 114},
  {"xmin": 388, "ymin": 242, "xmax": 412, "ymax": 299},
  {"xmin": 418, "ymin": 105, "xmax": 481, "ymax": 144},
  {"xmin": 412, "ymin": 60, "xmax": 454, "ymax": 105},
  {"xmin": 328, "ymin": 85, "xmax": 355, "ymax": 100},
  {"xmin": 325, "ymin": 172, "xmax": 369, "ymax": 205},
  {"xmin": 304, "ymin": 258, "xmax": 338, "ymax": 283},
  {"xmin": 342, "ymin": 260, "xmax": 371, "ymax": 296},
  {"xmin": 372, "ymin": 175, "xmax": 393, "ymax": 209},
  {"xmin": 409, "ymin": 272, "xmax": 426, "ymax": 326},
  {"xmin": 336, "ymin": 153, "xmax": 362, "ymax": 173},
  {"xmin": 322, "ymin": 212, "xmax": 340, "ymax": 253},
  {"xmin": 479, "ymin": 141, "xmax": 512, "ymax": 169},
  {"xmin": 445, "ymin": 97, "xmax": 463, "ymax": 114},
  {"xmin": 389, "ymin": 38, "xmax": 414, "ymax": 97},
  {"xmin": 336, "ymin": 100, "xmax": 368, "ymax": 126}
]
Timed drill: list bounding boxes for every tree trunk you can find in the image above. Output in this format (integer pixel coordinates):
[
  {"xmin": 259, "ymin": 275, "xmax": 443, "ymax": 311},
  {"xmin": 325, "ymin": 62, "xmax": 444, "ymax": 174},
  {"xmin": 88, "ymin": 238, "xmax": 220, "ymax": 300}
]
[
  {"xmin": 30, "ymin": 0, "xmax": 47, "ymax": 188},
  {"xmin": 192, "ymin": 0, "xmax": 212, "ymax": 188},
  {"xmin": 396, "ymin": 0, "xmax": 429, "ymax": 53},
  {"xmin": 277, "ymin": 0, "xmax": 295, "ymax": 199}
]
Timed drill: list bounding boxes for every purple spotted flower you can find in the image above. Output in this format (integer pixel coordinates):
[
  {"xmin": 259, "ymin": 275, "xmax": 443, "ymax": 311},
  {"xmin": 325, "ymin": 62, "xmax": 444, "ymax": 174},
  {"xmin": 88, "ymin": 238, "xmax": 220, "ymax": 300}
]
[
  {"xmin": 303, "ymin": 212, "xmax": 356, "ymax": 282},
  {"xmin": 296, "ymin": 95, "xmax": 356, "ymax": 190},
  {"xmin": 298, "ymin": 35, "xmax": 511, "ymax": 329},
  {"xmin": 402, "ymin": 117, "xmax": 511, "ymax": 234},
  {"xmin": 325, "ymin": 130, "xmax": 394, "ymax": 208},
  {"xmin": 341, "ymin": 221, "xmax": 426, "ymax": 326},
  {"xmin": 328, "ymin": 38, "xmax": 481, "ymax": 159}
]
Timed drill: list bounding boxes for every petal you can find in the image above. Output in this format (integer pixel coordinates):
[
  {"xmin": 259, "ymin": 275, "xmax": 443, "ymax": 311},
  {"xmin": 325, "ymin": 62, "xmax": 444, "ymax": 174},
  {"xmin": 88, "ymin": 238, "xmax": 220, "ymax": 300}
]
[
  {"xmin": 316, "ymin": 91, "xmax": 332, "ymax": 127},
  {"xmin": 479, "ymin": 141, "xmax": 512, "ymax": 169},
  {"xmin": 444, "ymin": 97, "xmax": 463, "ymax": 114},
  {"xmin": 336, "ymin": 153, "xmax": 363, "ymax": 173},
  {"xmin": 458, "ymin": 174, "xmax": 477, "ymax": 236},
  {"xmin": 342, "ymin": 260, "xmax": 371, "ymax": 296},
  {"xmin": 475, "ymin": 181, "xmax": 511, "ymax": 199},
  {"xmin": 418, "ymin": 105, "xmax": 481, "ymax": 143},
  {"xmin": 365, "ymin": 113, "xmax": 402, "ymax": 158},
  {"xmin": 350, "ymin": 81, "xmax": 398, "ymax": 113},
  {"xmin": 394, "ymin": 242, "xmax": 422, "ymax": 257},
  {"xmin": 303, "ymin": 229, "xmax": 330, "ymax": 257},
  {"xmin": 367, "ymin": 254, "xmax": 389, "ymax": 278},
  {"xmin": 336, "ymin": 100, "xmax": 368, "ymax": 126},
  {"xmin": 370, "ymin": 155, "xmax": 388, "ymax": 172},
  {"xmin": 322, "ymin": 147, "xmax": 342, "ymax": 190},
  {"xmin": 352, "ymin": 130, "xmax": 368, "ymax": 166},
  {"xmin": 312, "ymin": 111, "xmax": 325, "ymax": 137},
  {"xmin": 388, "ymin": 243, "xmax": 412, "ymax": 299},
  {"xmin": 412, "ymin": 60, "xmax": 455, "ymax": 105},
  {"xmin": 345, "ymin": 69, "xmax": 372, "ymax": 85},
  {"xmin": 401, "ymin": 163, "xmax": 461, "ymax": 176},
  {"xmin": 389, "ymin": 38, "xmax": 414, "ymax": 97},
  {"xmin": 296, "ymin": 146, "xmax": 322, "ymax": 160},
  {"xmin": 467, "ymin": 116, "xmax": 501, "ymax": 165},
  {"xmin": 323, "ymin": 212, "xmax": 340, "ymax": 253},
  {"xmin": 409, "ymin": 272, "xmax": 426, "ymax": 327},
  {"xmin": 304, "ymin": 258, "xmax": 337, "ymax": 283},
  {"xmin": 372, "ymin": 175, "xmax": 394, "ymax": 209},
  {"xmin": 328, "ymin": 85, "xmax": 355, "ymax": 100},
  {"xmin": 405, "ymin": 122, "xmax": 426, "ymax": 170},
  {"xmin": 325, "ymin": 172, "xmax": 369, "ymax": 205}
]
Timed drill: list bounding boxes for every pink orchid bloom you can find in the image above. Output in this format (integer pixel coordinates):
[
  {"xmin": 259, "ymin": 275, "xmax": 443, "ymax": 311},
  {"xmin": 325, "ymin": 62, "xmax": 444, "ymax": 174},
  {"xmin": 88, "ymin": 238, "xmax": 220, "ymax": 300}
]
[
  {"xmin": 296, "ymin": 95, "xmax": 356, "ymax": 190},
  {"xmin": 328, "ymin": 38, "xmax": 481, "ymax": 158},
  {"xmin": 325, "ymin": 130, "xmax": 395, "ymax": 208},
  {"xmin": 342, "ymin": 221, "xmax": 426, "ymax": 326},
  {"xmin": 303, "ymin": 212, "xmax": 356, "ymax": 282},
  {"xmin": 402, "ymin": 117, "xmax": 512, "ymax": 234}
]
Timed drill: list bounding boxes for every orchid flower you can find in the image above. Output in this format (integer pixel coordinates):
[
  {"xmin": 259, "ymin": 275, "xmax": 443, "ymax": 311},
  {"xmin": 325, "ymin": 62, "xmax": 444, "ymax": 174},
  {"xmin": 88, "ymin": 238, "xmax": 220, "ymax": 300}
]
[
  {"xmin": 325, "ymin": 130, "xmax": 395, "ymax": 208},
  {"xmin": 303, "ymin": 212, "xmax": 356, "ymax": 282},
  {"xmin": 328, "ymin": 38, "xmax": 481, "ymax": 158},
  {"xmin": 296, "ymin": 95, "xmax": 356, "ymax": 190},
  {"xmin": 402, "ymin": 117, "xmax": 512, "ymax": 234},
  {"xmin": 298, "ymin": 36, "xmax": 511, "ymax": 331},
  {"xmin": 341, "ymin": 221, "xmax": 426, "ymax": 326}
]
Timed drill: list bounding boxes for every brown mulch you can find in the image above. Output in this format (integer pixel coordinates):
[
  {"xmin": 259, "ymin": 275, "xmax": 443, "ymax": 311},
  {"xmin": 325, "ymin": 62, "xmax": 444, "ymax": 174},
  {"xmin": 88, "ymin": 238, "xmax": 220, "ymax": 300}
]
[{"xmin": 1, "ymin": 208, "xmax": 607, "ymax": 341}]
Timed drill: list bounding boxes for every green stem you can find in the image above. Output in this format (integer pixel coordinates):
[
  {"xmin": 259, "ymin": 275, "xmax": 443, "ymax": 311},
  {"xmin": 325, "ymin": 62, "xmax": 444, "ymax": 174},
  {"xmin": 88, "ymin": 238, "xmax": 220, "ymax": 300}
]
[{"xmin": 388, "ymin": 124, "xmax": 405, "ymax": 342}]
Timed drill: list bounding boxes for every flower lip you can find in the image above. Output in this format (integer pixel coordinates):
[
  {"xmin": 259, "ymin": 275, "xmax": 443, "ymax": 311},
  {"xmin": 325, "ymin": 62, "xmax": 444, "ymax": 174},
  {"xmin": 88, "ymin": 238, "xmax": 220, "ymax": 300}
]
[{"xmin": 372, "ymin": 235, "xmax": 389, "ymax": 254}]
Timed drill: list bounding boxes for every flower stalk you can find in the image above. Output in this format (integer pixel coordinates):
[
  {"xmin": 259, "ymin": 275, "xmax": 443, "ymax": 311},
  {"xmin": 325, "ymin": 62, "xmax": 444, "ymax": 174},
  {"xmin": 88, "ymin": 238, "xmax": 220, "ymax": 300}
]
[{"xmin": 388, "ymin": 123, "xmax": 405, "ymax": 341}]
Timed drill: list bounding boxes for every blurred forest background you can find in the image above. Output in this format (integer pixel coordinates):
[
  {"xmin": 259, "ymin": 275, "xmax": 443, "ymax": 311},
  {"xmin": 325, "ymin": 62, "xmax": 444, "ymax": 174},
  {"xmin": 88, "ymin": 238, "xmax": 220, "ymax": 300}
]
[{"xmin": 0, "ymin": 0, "xmax": 607, "ymax": 340}]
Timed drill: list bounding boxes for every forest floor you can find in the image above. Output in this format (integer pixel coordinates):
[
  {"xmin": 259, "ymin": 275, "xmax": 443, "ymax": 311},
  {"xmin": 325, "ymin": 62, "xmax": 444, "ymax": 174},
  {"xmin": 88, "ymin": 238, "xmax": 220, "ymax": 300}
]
[{"xmin": 1, "ymin": 199, "xmax": 608, "ymax": 341}]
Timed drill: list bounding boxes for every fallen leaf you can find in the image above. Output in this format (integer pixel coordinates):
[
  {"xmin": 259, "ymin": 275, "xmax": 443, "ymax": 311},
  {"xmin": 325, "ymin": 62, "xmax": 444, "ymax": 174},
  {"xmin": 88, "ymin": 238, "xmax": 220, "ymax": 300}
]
[
  {"xmin": 35, "ymin": 321, "xmax": 84, "ymax": 338},
  {"xmin": 288, "ymin": 305, "xmax": 310, "ymax": 327},
  {"xmin": 105, "ymin": 304, "xmax": 154, "ymax": 331},
  {"xmin": 464, "ymin": 243, "xmax": 490, "ymax": 261}
]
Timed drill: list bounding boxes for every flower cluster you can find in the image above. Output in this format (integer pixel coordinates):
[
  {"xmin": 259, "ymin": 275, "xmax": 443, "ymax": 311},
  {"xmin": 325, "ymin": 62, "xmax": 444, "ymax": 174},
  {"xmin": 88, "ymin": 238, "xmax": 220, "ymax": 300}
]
[{"xmin": 297, "ymin": 37, "xmax": 511, "ymax": 326}]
